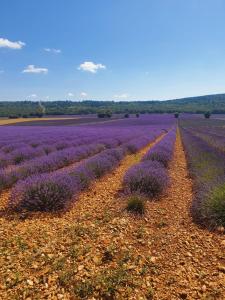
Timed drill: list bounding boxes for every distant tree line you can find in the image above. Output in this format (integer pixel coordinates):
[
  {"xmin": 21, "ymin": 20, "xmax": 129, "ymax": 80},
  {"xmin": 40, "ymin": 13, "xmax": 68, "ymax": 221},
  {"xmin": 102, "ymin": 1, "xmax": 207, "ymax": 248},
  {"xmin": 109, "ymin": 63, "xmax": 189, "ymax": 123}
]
[{"xmin": 1, "ymin": 93, "xmax": 225, "ymax": 117}]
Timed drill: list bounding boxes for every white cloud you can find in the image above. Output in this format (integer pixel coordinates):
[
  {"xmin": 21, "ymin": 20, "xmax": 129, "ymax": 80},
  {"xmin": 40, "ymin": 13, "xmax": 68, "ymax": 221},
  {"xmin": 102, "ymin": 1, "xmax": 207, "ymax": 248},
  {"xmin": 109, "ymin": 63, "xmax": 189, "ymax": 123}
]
[
  {"xmin": 28, "ymin": 94, "xmax": 37, "ymax": 98},
  {"xmin": 44, "ymin": 48, "xmax": 61, "ymax": 54},
  {"xmin": 0, "ymin": 38, "xmax": 25, "ymax": 49},
  {"xmin": 80, "ymin": 92, "xmax": 87, "ymax": 98},
  {"xmin": 113, "ymin": 93, "xmax": 129, "ymax": 99},
  {"xmin": 22, "ymin": 65, "xmax": 48, "ymax": 74},
  {"xmin": 78, "ymin": 61, "xmax": 106, "ymax": 73},
  {"xmin": 67, "ymin": 92, "xmax": 74, "ymax": 97}
]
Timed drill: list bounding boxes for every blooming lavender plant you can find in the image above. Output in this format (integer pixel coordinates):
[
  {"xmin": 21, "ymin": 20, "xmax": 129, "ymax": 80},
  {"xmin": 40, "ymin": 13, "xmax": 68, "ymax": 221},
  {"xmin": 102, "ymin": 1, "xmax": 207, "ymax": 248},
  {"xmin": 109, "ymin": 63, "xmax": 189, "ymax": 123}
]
[
  {"xmin": 123, "ymin": 161, "xmax": 168, "ymax": 197},
  {"xmin": 123, "ymin": 128, "xmax": 176, "ymax": 199},
  {"xmin": 9, "ymin": 173, "xmax": 77, "ymax": 212},
  {"xmin": 8, "ymin": 129, "xmax": 166, "ymax": 212},
  {"xmin": 4, "ymin": 115, "xmax": 177, "ymax": 212},
  {"xmin": 142, "ymin": 129, "xmax": 176, "ymax": 167}
]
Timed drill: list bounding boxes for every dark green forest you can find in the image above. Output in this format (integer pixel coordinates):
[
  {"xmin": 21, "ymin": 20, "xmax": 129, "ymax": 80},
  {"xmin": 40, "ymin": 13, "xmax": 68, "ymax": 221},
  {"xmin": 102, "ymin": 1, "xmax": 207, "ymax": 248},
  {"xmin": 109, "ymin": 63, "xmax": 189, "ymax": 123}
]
[{"xmin": 1, "ymin": 93, "xmax": 225, "ymax": 117}]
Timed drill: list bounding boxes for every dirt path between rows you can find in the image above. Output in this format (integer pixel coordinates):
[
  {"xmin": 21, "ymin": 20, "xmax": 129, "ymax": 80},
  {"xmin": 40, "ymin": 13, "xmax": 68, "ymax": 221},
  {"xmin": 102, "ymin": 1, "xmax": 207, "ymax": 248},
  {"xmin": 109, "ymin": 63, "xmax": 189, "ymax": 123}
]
[{"xmin": 0, "ymin": 130, "xmax": 224, "ymax": 300}]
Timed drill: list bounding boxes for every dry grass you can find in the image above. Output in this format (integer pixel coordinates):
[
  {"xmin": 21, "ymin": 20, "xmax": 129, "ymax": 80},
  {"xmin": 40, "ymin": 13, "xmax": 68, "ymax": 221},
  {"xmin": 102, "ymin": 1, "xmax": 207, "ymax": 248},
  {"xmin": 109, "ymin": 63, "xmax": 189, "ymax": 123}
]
[{"xmin": 0, "ymin": 117, "xmax": 80, "ymax": 126}]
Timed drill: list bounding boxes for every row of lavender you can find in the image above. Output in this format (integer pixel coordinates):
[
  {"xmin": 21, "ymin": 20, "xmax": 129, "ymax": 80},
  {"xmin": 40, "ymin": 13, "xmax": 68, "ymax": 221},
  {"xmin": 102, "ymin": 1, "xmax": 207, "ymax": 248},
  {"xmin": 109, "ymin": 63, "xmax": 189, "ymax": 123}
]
[
  {"xmin": 0, "ymin": 135, "xmax": 102, "ymax": 168},
  {"xmin": 0, "ymin": 115, "xmax": 175, "ymax": 169},
  {"xmin": 0, "ymin": 128, "xmax": 136, "ymax": 168},
  {"xmin": 180, "ymin": 123, "xmax": 225, "ymax": 229},
  {"xmin": 7, "ymin": 130, "xmax": 163, "ymax": 212},
  {"xmin": 0, "ymin": 127, "xmax": 162, "ymax": 191},
  {"xmin": 183, "ymin": 128, "xmax": 225, "ymax": 154},
  {"xmin": 123, "ymin": 128, "xmax": 176, "ymax": 198}
]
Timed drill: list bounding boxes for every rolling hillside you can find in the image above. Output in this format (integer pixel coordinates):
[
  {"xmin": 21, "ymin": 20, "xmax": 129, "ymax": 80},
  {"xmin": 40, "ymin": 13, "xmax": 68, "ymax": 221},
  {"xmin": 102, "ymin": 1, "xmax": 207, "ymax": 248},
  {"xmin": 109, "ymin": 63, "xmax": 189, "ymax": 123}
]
[{"xmin": 1, "ymin": 93, "xmax": 225, "ymax": 116}]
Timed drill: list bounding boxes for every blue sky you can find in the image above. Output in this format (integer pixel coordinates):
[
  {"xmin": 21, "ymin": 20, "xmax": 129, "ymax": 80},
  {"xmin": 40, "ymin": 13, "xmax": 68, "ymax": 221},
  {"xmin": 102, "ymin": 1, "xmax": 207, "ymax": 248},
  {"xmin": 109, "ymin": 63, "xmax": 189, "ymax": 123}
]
[{"xmin": 1, "ymin": 0, "xmax": 225, "ymax": 101}]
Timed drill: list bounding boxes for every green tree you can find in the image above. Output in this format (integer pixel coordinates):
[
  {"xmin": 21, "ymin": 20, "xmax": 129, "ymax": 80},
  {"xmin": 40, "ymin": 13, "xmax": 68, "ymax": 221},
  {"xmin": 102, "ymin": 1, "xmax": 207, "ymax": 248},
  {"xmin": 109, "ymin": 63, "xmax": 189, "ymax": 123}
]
[{"xmin": 204, "ymin": 111, "xmax": 211, "ymax": 119}]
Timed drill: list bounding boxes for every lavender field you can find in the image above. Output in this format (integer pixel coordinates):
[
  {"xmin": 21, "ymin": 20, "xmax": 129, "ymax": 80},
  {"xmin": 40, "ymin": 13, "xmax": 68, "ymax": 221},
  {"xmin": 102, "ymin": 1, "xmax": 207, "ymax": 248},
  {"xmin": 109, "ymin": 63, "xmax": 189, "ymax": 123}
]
[
  {"xmin": 1, "ymin": 113, "xmax": 225, "ymax": 226},
  {"xmin": 0, "ymin": 114, "xmax": 175, "ymax": 213},
  {"xmin": 1, "ymin": 114, "xmax": 225, "ymax": 299}
]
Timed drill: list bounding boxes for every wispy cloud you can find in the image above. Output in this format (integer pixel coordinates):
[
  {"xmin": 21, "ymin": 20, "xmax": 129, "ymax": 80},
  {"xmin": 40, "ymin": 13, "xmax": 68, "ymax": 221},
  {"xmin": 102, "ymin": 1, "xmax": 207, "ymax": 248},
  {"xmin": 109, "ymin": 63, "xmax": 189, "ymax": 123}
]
[
  {"xmin": 44, "ymin": 48, "xmax": 61, "ymax": 54},
  {"xmin": 78, "ymin": 61, "xmax": 106, "ymax": 73},
  {"xmin": 27, "ymin": 94, "xmax": 37, "ymax": 99},
  {"xmin": 0, "ymin": 70, "xmax": 4, "ymax": 74},
  {"xmin": 80, "ymin": 92, "xmax": 87, "ymax": 98},
  {"xmin": 113, "ymin": 93, "xmax": 129, "ymax": 99},
  {"xmin": 67, "ymin": 92, "xmax": 74, "ymax": 97},
  {"xmin": 22, "ymin": 65, "xmax": 48, "ymax": 74},
  {"xmin": 0, "ymin": 38, "xmax": 25, "ymax": 49}
]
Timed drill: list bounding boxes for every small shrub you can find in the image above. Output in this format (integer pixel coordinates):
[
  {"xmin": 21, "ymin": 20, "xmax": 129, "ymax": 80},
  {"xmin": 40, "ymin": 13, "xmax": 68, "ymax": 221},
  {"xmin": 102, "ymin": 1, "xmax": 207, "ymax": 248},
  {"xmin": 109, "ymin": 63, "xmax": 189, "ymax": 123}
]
[
  {"xmin": 97, "ymin": 113, "xmax": 105, "ymax": 118},
  {"xmin": 174, "ymin": 112, "xmax": 179, "ymax": 118},
  {"xmin": 8, "ymin": 115, "xmax": 19, "ymax": 119},
  {"xmin": 125, "ymin": 143, "xmax": 138, "ymax": 154},
  {"xmin": 203, "ymin": 183, "xmax": 225, "ymax": 227},
  {"xmin": 0, "ymin": 170, "xmax": 10, "ymax": 191},
  {"xmin": 123, "ymin": 161, "xmax": 169, "ymax": 197},
  {"xmin": 85, "ymin": 156, "xmax": 115, "ymax": 178},
  {"xmin": 124, "ymin": 113, "xmax": 129, "ymax": 118},
  {"xmin": 70, "ymin": 165, "xmax": 94, "ymax": 190},
  {"xmin": 104, "ymin": 148, "xmax": 125, "ymax": 161},
  {"xmin": 143, "ymin": 150, "xmax": 171, "ymax": 168},
  {"xmin": 97, "ymin": 111, "xmax": 112, "ymax": 118},
  {"xmin": 146, "ymin": 286, "xmax": 154, "ymax": 299},
  {"xmin": 126, "ymin": 195, "xmax": 146, "ymax": 215},
  {"xmin": 105, "ymin": 111, "xmax": 112, "ymax": 118},
  {"xmin": 43, "ymin": 146, "xmax": 54, "ymax": 155},
  {"xmin": 9, "ymin": 174, "xmax": 77, "ymax": 212},
  {"xmin": 73, "ymin": 280, "xmax": 94, "ymax": 298},
  {"xmin": 136, "ymin": 113, "xmax": 140, "ymax": 118},
  {"xmin": 204, "ymin": 111, "xmax": 211, "ymax": 119}
]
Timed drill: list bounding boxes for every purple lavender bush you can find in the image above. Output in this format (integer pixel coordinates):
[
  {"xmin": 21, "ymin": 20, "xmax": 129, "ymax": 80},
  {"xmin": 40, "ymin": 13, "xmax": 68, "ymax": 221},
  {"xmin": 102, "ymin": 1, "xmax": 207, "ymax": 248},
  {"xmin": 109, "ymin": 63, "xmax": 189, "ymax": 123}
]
[
  {"xmin": 84, "ymin": 155, "xmax": 117, "ymax": 178},
  {"xmin": 142, "ymin": 129, "xmax": 176, "ymax": 168},
  {"xmin": 123, "ymin": 161, "xmax": 169, "ymax": 197},
  {"xmin": 70, "ymin": 165, "xmax": 94, "ymax": 190},
  {"xmin": 9, "ymin": 173, "xmax": 77, "ymax": 212},
  {"xmin": 143, "ymin": 149, "xmax": 171, "ymax": 168},
  {"xmin": 124, "ymin": 136, "xmax": 150, "ymax": 154}
]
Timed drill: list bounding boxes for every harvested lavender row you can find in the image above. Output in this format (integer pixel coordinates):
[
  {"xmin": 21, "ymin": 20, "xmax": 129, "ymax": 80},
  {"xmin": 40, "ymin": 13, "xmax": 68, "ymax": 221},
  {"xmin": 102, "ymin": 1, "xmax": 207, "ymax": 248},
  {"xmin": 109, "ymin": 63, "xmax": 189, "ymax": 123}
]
[
  {"xmin": 8, "ymin": 132, "xmax": 162, "ymax": 212},
  {"xmin": 123, "ymin": 128, "xmax": 176, "ymax": 197}
]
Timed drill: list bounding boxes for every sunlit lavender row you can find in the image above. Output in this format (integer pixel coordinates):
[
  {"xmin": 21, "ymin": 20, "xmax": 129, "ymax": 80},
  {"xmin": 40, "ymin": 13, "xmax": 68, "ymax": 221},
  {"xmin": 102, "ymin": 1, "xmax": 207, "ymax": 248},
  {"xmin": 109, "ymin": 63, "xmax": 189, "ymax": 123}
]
[
  {"xmin": 123, "ymin": 128, "xmax": 176, "ymax": 197},
  {"xmin": 8, "ymin": 130, "xmax": 163, "ymax": 212}
]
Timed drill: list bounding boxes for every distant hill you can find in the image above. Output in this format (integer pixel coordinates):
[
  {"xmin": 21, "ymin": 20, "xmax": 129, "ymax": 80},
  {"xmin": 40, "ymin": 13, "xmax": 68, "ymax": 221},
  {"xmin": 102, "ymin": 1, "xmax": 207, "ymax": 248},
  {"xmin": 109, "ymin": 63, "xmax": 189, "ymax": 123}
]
[{"xmin": 1, "ymin": 93, "xmax": 225, "ymax": 117}]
